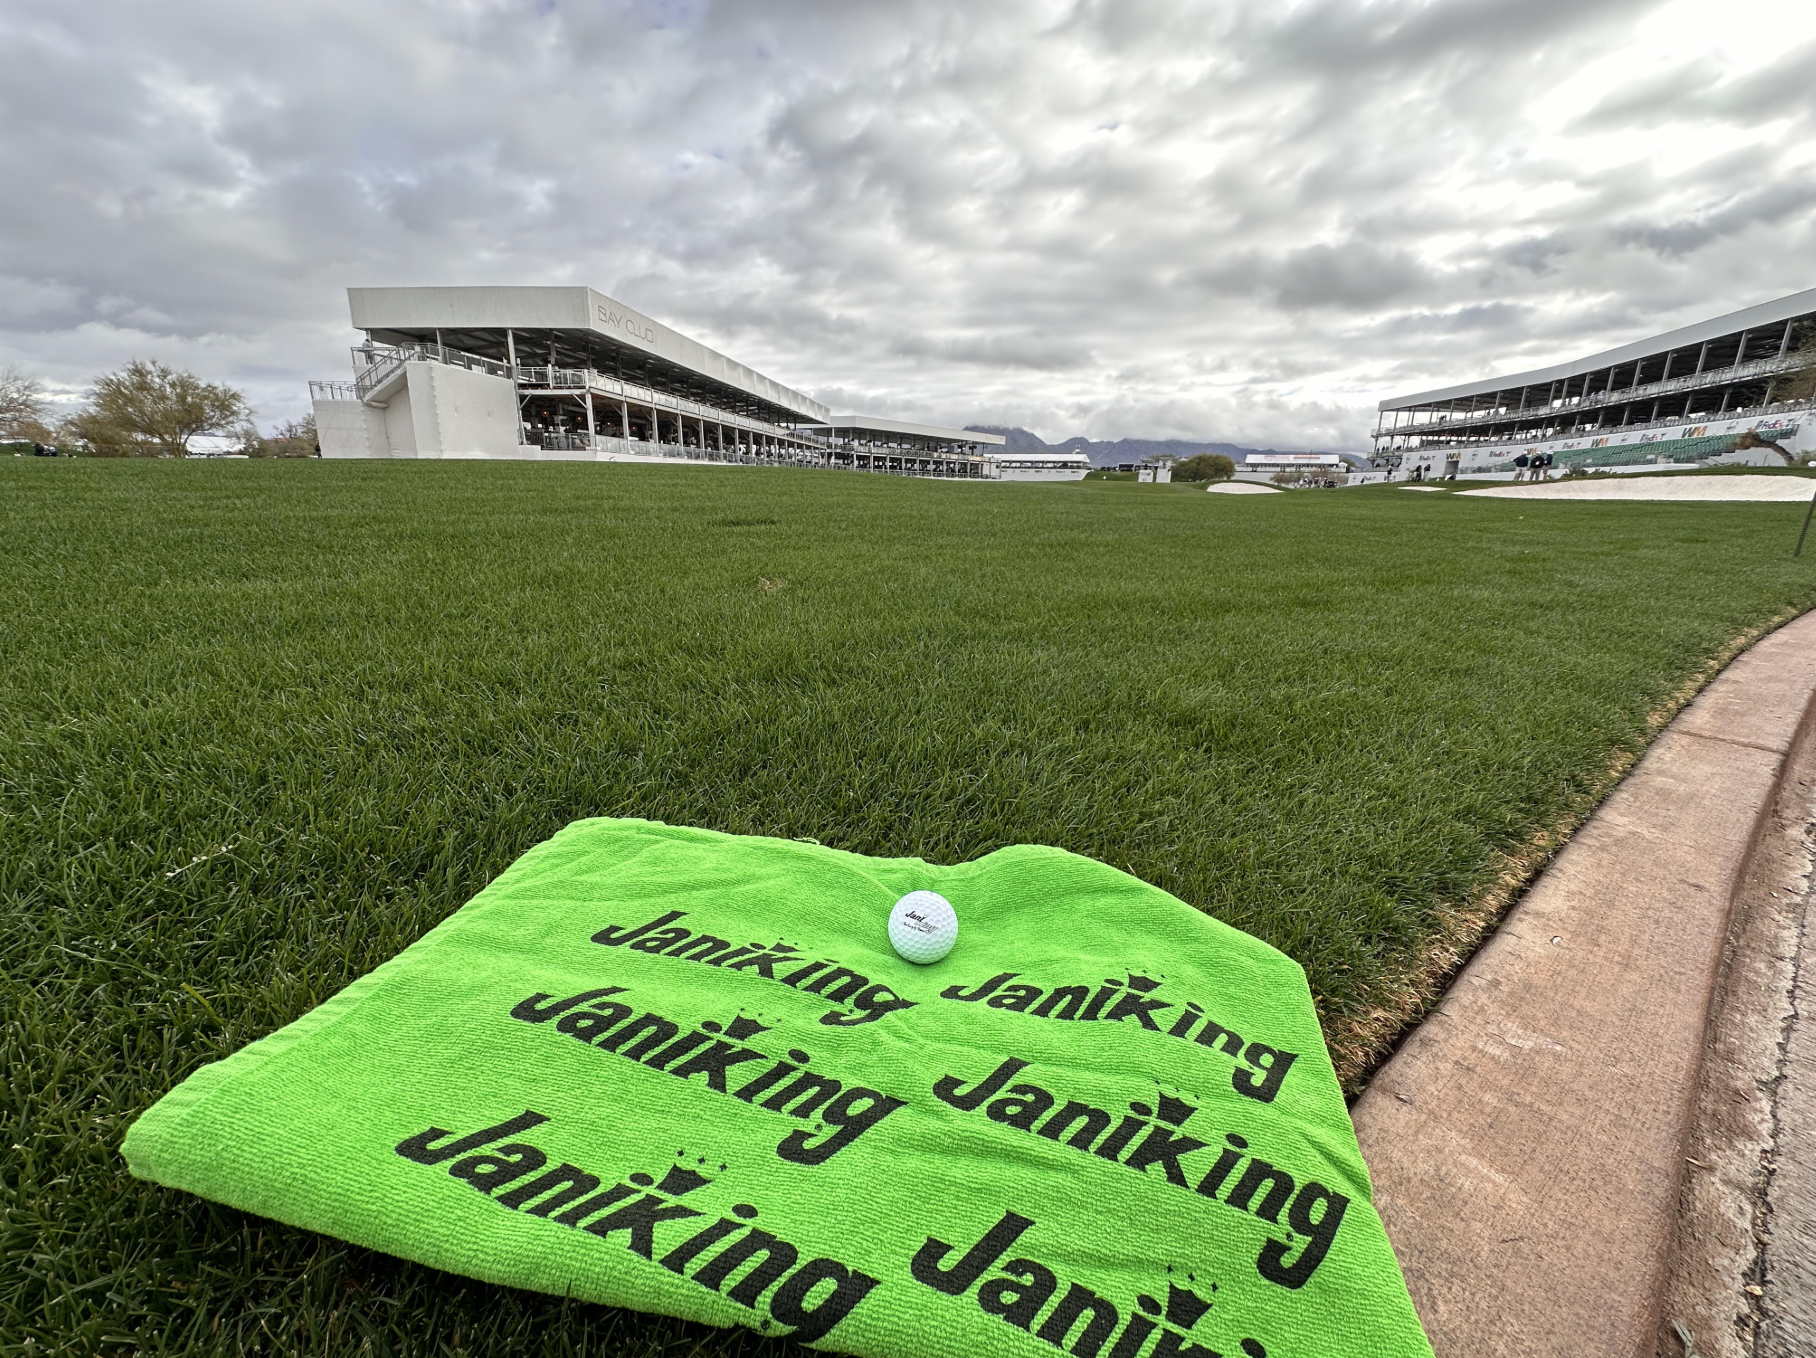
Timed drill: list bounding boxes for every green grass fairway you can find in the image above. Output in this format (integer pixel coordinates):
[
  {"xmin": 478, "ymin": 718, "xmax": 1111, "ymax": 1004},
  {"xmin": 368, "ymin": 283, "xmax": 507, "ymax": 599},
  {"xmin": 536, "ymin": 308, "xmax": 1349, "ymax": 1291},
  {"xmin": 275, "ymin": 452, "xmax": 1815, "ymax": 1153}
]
[{"xmin": 5, "ymin": 459, "xmax": 1815, "ymax": 1354}]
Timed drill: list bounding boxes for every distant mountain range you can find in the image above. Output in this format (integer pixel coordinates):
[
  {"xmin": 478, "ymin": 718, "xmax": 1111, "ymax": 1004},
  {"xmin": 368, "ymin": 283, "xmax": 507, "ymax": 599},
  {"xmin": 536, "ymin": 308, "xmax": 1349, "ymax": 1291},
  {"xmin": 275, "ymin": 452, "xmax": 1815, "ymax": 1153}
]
[{"xmin": 965, "ymin": 426, "xmax": 1367, "ymax": 468}]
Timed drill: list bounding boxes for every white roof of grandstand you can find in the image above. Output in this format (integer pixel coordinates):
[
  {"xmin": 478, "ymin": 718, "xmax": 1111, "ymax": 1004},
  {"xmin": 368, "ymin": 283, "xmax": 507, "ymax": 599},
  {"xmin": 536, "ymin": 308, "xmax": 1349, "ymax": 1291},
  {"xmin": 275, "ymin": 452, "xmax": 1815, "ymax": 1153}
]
[
  {"xmin": 1379, "ymin": 285, "xmax": 1816, "ymax": 411},
  {"xmin": 347, "ymin": 286, "xmax": 830, "ymax": 422},
  {"xmin": 811, "ymin": 416, "xmax": 1006, "ymax": 444}
]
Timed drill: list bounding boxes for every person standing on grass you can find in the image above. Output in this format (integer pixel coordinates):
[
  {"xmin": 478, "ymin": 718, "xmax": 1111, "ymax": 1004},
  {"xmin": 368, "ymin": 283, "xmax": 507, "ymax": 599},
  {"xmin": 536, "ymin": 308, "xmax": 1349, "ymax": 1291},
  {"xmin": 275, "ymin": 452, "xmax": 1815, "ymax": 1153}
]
[{"xmin": 1514, "ymin": 451, "xmax": 1529, "ymax": 481}]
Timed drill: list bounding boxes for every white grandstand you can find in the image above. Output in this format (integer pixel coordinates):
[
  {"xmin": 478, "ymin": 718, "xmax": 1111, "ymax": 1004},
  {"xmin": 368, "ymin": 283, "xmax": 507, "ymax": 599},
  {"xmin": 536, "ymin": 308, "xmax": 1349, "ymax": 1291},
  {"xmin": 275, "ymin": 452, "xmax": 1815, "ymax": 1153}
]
[
  {"xmin": 990, "ymin": 447, "xmax": 1094, "ymax": 481},
  {"xmin": 1374, "ymin": 287, "xmax": 1816, "ymax": 478},
  {"xmin": 309, "ymin": 287, "xmax": 1004, "ymax": 477}
]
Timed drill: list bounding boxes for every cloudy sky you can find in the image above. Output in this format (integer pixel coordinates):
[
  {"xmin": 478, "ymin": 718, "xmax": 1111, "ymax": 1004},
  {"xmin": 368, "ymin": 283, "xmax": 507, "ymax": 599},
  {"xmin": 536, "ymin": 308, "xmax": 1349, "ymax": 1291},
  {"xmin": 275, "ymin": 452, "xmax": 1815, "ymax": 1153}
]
[{"xmin": 3, "ymin": 0, "xmax": 1814, "ymax": 448}]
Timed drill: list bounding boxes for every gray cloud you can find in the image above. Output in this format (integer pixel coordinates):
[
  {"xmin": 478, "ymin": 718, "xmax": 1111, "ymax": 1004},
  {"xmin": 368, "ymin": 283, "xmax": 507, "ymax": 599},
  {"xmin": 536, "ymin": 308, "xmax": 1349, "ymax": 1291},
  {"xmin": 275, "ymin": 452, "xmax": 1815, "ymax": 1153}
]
[
  {"xmin": 1575, "ymin": 41, "xmax": 1816, "ymax": 130},
  {"xmin": 0, "ymin": 0, "xmax": 1812, "ymax": 448},
  {"xmin": 1617, "ymin": 181, "xmax": 1816, "ymax": 258}
]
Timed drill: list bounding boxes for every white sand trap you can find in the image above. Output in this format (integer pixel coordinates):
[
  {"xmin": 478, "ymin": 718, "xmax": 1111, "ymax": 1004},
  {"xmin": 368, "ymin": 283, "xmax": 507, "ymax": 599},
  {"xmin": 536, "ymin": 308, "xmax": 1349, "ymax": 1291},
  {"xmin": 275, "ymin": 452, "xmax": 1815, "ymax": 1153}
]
[
  {"xmin": 1206, "ymin": 482, "xmax": 1280, "ymax": 494},
  {"xmin": 1460, "ymin": 476, "xmax": 1815, "ymax": 503}
]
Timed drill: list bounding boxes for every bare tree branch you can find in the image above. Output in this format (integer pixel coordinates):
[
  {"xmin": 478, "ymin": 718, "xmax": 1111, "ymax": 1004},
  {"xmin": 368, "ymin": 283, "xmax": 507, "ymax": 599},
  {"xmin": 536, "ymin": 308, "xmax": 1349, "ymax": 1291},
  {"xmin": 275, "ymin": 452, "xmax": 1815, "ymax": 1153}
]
[
  {"xmin": 65, "ymin": 359, "xmax": 251, "ymax": 457},
  {"xmin": 0, "ymin": 364, "xmax": 50, "ymax": 439}
]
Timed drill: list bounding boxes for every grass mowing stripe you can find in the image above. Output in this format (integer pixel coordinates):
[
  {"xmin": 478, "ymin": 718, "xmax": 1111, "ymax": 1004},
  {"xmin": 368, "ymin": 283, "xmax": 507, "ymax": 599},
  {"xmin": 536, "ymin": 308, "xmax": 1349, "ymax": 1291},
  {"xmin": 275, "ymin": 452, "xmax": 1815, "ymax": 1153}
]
[{"xmin": 4, "ymin": 458, "xmax": 1815, "ymax": 1355}]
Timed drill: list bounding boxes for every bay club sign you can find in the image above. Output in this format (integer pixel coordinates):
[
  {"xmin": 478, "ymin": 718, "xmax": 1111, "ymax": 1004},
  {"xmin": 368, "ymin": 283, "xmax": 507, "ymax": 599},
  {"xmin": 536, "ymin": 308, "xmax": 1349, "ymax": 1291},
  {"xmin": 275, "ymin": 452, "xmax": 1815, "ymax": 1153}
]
[{"xmin": 598, "ymin": 303, "xmax": 658, "ymax": 347}]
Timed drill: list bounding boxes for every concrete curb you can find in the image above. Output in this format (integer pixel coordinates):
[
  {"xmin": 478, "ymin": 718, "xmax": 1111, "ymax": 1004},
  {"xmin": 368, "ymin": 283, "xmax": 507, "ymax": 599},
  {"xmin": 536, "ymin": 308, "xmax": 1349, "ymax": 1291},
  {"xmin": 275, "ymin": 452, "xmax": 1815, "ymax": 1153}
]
[{"xmin": 1351, "ymin": 609, "xmax": 1816, "ymax": 1358}]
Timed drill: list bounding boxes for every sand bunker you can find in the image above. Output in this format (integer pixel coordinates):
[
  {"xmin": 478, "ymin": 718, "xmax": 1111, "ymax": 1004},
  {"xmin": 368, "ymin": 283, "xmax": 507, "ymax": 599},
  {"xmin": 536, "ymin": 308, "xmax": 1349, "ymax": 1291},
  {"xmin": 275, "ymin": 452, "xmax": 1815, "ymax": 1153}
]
[
  {"xmin": 1206, "ymin": 481, "xmax": 1281, "ymax": 494},
  {"xmin": 1460, "ymin": 476, "xmax": 1815, "ymax": 503}
]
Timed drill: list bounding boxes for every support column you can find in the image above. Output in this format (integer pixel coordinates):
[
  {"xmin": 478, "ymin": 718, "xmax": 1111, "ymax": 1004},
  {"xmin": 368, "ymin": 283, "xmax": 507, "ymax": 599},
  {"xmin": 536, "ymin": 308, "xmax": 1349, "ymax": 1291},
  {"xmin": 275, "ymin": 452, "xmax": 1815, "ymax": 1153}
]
[
  {"xmin": 585, "ymin": 390, "xmax": 596, "ymax": 448},
  {"xmin": 620, "ymin": 401, "xmax": 630, "ymax": 440},
  {"xmin": 1780, "ymin": 319, "xmax": 1795, "ymax": 359},
  {"xmin": 506, "ymin": 329, "xmax": 527, "ymax": 446}
]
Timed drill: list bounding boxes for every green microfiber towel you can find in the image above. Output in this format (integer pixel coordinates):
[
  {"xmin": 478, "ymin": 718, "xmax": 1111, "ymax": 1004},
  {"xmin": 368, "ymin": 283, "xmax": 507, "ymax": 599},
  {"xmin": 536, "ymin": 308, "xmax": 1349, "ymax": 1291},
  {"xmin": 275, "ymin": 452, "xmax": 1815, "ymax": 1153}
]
[{"xmin": 123, "ymin": 817, "xmax": 1432, "ymax": 1358}]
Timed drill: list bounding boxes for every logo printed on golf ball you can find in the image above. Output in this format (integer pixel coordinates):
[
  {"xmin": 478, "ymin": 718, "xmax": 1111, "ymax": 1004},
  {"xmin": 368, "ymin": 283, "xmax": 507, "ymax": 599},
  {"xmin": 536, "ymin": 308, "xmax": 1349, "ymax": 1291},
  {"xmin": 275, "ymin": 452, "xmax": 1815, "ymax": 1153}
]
[{"xmin": 888, "ymin": 891, "xmax": 958, "ymax": 964}]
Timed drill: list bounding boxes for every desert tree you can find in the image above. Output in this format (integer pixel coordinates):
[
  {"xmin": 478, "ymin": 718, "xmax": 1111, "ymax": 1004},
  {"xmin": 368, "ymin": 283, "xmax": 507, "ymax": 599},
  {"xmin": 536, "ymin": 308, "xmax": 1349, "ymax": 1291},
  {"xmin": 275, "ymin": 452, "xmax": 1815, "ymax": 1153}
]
[
  {"xmin": 66, "ymin": 359, "xmax": 251, "ymax": 457},
  {"xmin": 1170, "ymin": 453, "xmax": 1237, "ymax": 482},
  {"xmin": 247, "ymin": 413, "xmax": 319, "ymax": 458},
  {"xmin": 0, "ymin": 363, "xmax": 51, "ymax": 440}
]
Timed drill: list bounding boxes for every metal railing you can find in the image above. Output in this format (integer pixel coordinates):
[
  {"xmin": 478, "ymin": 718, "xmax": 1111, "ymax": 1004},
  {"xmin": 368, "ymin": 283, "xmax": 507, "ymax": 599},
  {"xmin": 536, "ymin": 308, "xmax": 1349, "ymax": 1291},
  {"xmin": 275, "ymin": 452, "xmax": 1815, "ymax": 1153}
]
[
  {"xmin": 530, "ymin": 432, "xmax": 994, "ymax": 476},
  {"xmin": 540, "ymin": 433, "xmax": 597, "ymax": 452},
  {"xmin": 1379, "ymin": 353, "xmax": 1812, "ymax": 438},
  {"xmin": 1375, "ymin": 393, "xmax": 1814, "ymax": 453},
  {"xmin": 349, "ymin": 343, "xmax": 515, "ymax": 401},
  {"xmin": 309, "ymin": 380, "xmax": 358, "ymax": 401},
  {"xmin": 538, "ymin": 432, "xmax": 842, "ymax": 466},
  {"xmin": 515, "ymin": 365, "xmax": 818, "ymax": 446}
]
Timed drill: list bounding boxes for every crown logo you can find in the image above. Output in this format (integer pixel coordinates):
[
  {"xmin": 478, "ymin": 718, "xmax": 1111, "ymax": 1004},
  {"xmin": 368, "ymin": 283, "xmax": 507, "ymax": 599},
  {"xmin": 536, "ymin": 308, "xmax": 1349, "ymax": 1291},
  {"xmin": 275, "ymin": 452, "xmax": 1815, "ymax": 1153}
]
[
  {"xmin": 1155, "ymin": 1093, "xmax": 1197, "ymax": 1126},
  {"xmin": 653, "ymin": 1165, "xmax": 712, "ymax": 1197},
  {"xmin": 725, "ymin": 1015, "xmax": 770, "ymax": 1041},
  {"xmin": 1164, "ymin": 1282, "xmax": 1213, "ymax": 1329},
  {"xmin": 1125, "ymin": 973, "xmax": 1162, "ymax": 994}
]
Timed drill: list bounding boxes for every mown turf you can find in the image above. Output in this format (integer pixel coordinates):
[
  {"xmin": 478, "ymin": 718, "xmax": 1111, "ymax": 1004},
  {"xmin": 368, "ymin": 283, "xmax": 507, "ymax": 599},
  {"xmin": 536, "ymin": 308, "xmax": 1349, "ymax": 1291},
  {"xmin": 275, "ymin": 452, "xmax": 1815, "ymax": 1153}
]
[{"xmin": 5, "ymin": 459, "xmax": 1815, "ymax": 1356}]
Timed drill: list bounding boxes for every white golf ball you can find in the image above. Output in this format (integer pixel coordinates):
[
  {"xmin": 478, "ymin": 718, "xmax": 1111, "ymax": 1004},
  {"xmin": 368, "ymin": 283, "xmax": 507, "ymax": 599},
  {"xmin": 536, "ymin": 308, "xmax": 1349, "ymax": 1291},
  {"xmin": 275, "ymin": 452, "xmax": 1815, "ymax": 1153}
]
[{"xmin": 888, "ymin": 890, "xmax": 958, "ymax": 964}]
